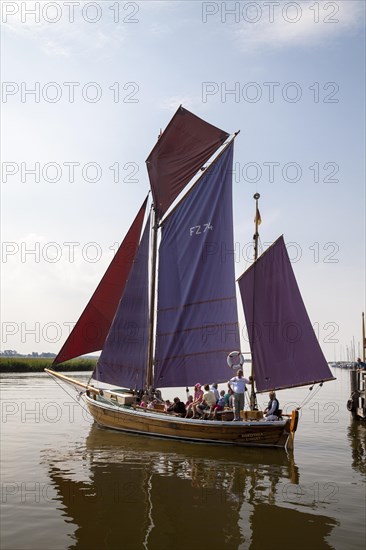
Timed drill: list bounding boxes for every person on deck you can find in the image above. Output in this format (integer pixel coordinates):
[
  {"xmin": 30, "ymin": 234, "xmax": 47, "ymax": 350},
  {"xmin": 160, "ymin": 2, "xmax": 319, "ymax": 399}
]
[
  {"xmin": 224, "ymin": 386, "xmax": 234, "ymax": 408},
  {"xmin": 228, "ymin": 370, "xmax": 250, "ymax": 421},
  {"xmin": 355, "ymin": 358, "xmax": 366, "ymax": 370},
  {"xmin": 185, "ymin": 395, "xmax": 193, "ymax": 407},
  {"xmin": 185, "ymin": 384, "xmax": 203, "ymax": 418},
  {"xmin": 167, "ymin": 397, "xmax": 186, "ymax": 417},
  {"xmin": 194, "ymin": 384, "xmax": 217, "ymax": 418},
  {"xmin": 210, "ymin": 383, "xmax": 220, "ymax": 403},
  {"xmin": 264, "ymin": 391, "xmax": 280, "ymax": 421},
  {"xmin": 213, "ymin": 390, "xmax": 226, "ymax": 419}
]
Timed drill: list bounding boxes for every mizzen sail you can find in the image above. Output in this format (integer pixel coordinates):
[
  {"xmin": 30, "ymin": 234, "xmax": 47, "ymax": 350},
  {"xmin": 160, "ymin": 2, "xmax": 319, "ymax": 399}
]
[
  {"xmin": 146, "ymin": 106, "xmax": 229, "ymax": 218},
  {"xmin": 238, "ymin": 236, "xmax": 335, "ymax": 392},
  {"xmin": 94, "ymin": 213, "xmax": 151, "ymax": 389},
  {"xmin": 53, "ymin": 198, "xmax": 148, "ymax": 366},
  {"xmin": 154, "ymin": 143, "xmax": 240, "ymax": 388}
]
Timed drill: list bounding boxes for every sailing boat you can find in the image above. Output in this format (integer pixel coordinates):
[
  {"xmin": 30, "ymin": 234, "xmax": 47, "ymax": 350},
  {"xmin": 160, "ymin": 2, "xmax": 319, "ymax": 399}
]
[{"xmin": 46, "ymin": 106, "xmax": 335, "ymax": 449}]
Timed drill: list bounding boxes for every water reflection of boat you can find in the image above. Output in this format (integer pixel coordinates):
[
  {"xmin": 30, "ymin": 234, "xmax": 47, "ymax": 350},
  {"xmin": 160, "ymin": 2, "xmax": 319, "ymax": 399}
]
[{"xmin": 43, "ymin": 424, "xmax": 338, "ymax": 550}]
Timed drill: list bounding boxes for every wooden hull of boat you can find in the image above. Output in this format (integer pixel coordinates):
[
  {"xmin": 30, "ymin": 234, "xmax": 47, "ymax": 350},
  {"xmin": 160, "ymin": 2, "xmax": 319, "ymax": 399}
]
[{"xmin": 84, "ymin": 394, "xmax": 291, "ymax": 448}]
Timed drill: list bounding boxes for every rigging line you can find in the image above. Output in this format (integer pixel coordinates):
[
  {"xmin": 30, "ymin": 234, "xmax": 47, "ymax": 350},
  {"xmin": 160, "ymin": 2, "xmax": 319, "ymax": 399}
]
[
  {"xmin": 297, "ymin": 383, "xmax": 324, "ymax": 409},
  {"xmin": 86, "ymin": 368, "xmax": 94, "ymax": 387},
  {"xmin": 49, "ymin": 372, "xmax": 130, "ymax": 416},
  {"xmin": 158, "ymin": 131, "xmax": 240, "ymax": 227},
  {"xmin": 45, "ymin": 371, "xmax": 92, "ymax": 418}
]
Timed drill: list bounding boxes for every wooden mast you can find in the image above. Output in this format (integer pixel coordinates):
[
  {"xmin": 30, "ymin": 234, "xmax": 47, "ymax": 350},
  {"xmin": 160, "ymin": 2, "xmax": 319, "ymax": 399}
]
[
  {"xmin": 249, "ymin": 192, "xmax": 261, "ymax": 410},
  {"xmin": 362, "ymin": 312, "xmax": 365, "ymax": 362},
  {"xmin": 146, "ymin": 207, "xmax": 158, "ymax": 389}
]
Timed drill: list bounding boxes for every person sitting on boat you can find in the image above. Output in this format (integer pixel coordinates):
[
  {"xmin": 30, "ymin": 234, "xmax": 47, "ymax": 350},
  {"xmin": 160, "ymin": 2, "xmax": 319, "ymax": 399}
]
[
  {"xmin": 210, "ymin": 382, "xmax": 220, "ymax": 403},
  {"xmin": 194, "ymin": 384, "xmax": 217, "ymax": 418},
  {"xmin": 167, "ymin": 397, "xmax": 186, "ymax": 417},
  {"xmin": 185, "ymin": 395, "xmax": 193, "ymax": 408},
  {"xmin": 224, "ymin": 385, "xmax": 234, "ymax": 408},
  {"xmin": 185, "ymin": 384, "xmax": 203, "ymax": 418},
  {"xmin": 213, "ymin": 390, "xmax": 226, "ymax": 419},
  {"xmin": 141, "ymin": 392, "xmax": 149, "ymax": 404},
  {"xmin": 355, "ymin": 358, "xmax": 366, "ymax": 370},
  {"xmin": 164, "ymin": 400, "xmax": 172, "ymax": 412},
  {"xmin": 228, "ymin": 369, "xmax": 250, "ymax": 421},
  {"xmin": 264, "ymin": 391, "xmax": 280, "ymax": 421},
  {"xmin": 153, "ymin": 389, "xmax": 163, "ymax": 402}
]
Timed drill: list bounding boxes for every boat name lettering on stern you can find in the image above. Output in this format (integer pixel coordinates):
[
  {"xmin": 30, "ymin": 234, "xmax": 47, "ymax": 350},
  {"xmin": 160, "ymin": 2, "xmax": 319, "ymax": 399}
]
[{"xmin": 239, "ymin": 432, "xmax": 264, "ymax": 440}]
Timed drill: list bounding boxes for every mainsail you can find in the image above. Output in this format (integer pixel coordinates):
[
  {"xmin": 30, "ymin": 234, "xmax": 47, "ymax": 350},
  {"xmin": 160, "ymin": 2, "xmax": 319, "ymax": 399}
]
[
  {"xmin": 238, "ymin": 236, "xmax": 335, "ymax": 392},
  {"xmin": 94, "ymin": 214, "xmax": 151, "ymax": 389},
  {"xmin": 154, "ymin": 143, "xmax": 240, "ymax": 387},
  {"xmin": 146, "ymin": 106, "xmax": 229, "ymax": 218},
  {"xmin": 53, "ymin": 198, "xmax": 148, "ymax": 366}
]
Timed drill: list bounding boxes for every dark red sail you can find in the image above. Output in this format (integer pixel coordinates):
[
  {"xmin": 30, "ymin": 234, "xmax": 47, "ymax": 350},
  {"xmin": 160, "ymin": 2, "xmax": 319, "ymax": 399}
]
[
  {"xmin": 53, "ymin": 198, "xmax": 148, "ymax": 365},
  {"xmin": 146, "ymin": 106, "xmax": 229, "ymax": 218}
]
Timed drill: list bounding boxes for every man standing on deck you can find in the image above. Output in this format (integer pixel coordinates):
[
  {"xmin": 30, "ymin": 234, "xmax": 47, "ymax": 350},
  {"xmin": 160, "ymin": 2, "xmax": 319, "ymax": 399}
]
[{"xmin": 228, "ymin": 369, "xmax": 250, "ymax": 421}]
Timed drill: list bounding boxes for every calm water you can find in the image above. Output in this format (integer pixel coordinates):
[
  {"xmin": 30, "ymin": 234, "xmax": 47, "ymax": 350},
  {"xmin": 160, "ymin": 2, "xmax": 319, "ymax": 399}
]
[{"xmin": 1, "ymin": 368, "xmax": 365, "ymax": 550}]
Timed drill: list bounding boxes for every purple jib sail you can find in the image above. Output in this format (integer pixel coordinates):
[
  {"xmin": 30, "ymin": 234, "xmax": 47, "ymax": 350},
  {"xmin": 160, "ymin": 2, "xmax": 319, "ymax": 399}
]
[
  {"xmin": 95, "ymin": 214, "xmax": 151, "ymax": 389},
  {"xmin": 238, "ymin": 236, "xmax": 335, "ymax": 393},
  {"xmin": 154, "ymin": 143, "xmax": 240, "ymax": 388}
]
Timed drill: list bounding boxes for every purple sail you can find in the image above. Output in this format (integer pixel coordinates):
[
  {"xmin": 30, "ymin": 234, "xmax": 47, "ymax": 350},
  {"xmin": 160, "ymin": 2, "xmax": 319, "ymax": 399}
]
[
  {"xmin": 154, "ymin": 143, "xmax": 240, "ymax": 388},
  {"xmin": 95, "ymin": 214, "xmax": 151, "ymax": 389},
  {"xmin": 238, "ymin": 236, "xmax": 335, "ymax": 392}
]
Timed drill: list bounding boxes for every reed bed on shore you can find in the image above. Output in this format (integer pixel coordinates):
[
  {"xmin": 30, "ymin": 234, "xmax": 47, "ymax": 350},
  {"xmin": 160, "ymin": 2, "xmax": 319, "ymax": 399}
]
[{"xmin": 0, "ymin": 357, "xmax": 96, "ymax": 373}]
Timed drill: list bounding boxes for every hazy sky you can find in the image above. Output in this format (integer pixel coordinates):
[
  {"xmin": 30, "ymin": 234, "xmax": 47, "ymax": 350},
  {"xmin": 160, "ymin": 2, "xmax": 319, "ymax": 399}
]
[{"xmin": 1, "ymin": 0, "xmax": 365, "ymax": 360}]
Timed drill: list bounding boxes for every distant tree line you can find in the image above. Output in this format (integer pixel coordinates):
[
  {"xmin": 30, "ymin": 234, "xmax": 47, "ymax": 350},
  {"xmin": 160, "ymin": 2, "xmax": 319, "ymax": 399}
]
[{"xmin": 0, "ymin": 350, "xmax": 56, "ymax": 358}]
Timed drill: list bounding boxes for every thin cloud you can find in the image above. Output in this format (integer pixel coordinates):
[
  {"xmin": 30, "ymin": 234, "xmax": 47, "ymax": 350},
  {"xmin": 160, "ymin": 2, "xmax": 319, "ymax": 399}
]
[
  {"xmin": 159, "ymin": 95, "xmax": 201, "ymax": 111},
  {"xmin": 234, "ymin": 0, "xmax": 364, "ymax": 51},
  {"xmin": 2, "ymin": 7, "xmax": 126, "ymax": 58}
]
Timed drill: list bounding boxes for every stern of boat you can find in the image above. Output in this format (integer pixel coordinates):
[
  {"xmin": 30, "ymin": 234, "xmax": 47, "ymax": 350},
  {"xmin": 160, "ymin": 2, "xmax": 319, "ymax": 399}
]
[{"xmin": 285, "ymin": 409, "xmax": 300, "ymax": 450}]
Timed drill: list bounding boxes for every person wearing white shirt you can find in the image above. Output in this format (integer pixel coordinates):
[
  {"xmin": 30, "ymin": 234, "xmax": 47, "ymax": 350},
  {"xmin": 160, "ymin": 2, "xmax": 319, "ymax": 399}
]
[
  {"xmin": 228, "ymin": 369, "xmax": 250, "ymax": 421},
  {"xmin": 210, "ymin": 383, "xmax": 220, "ymax": 403}
]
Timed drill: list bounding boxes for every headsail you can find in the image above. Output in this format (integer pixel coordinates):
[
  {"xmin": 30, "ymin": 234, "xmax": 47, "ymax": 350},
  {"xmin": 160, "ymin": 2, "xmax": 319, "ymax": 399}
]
[
  {"xmin": 94, "ymin": 213, "xmax": 151, "ymax": 389},
  {"xmin": 146, "ymin": 106, "xmax": 229, "ymax": 219},
  {"xmin": 53, "ymin": 198, "xmax": 148, "ymax": 366},
  {"xmin": 238, "ymin": 236, "xmax": 335, "ymax": 393},
  {"xmin": 154, "ymin": 143, "xmax": 240, "ymax": 387}
]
